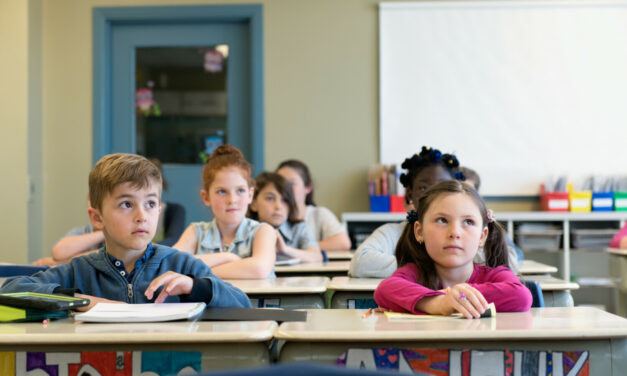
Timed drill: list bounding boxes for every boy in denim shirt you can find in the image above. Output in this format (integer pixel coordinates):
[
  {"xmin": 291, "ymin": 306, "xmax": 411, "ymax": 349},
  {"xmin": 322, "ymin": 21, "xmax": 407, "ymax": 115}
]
[{"xmin": 1, "ymin": 153, "xmax": 250, "ymax": 310}]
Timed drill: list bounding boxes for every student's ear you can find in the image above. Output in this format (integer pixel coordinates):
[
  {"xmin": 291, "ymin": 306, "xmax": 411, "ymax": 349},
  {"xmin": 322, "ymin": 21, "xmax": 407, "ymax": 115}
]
[
  {"xmin": 200, "ymin": 189, "xmax": 211, "ymax": 207},
  {"xmin": 479, "ymin": 226, "xmax": 489, "ymax": 247},
  {"xmin": 250, "ymin": 199, "xmax": 258, "ymax": 213},
  {"xmin": 304, "ymin": 184, "xmax": 312, "ymax": 195},
  {"xmin": 413, "ymin": 221, "xmax": 424, "ymax": 243},
  {"xmin": 246, "ymin": 186, "xmax": 254, "ymax": 204},
  {"xmin": 88, "ymin": 206, "xmax": 105, "ymax": 230}
]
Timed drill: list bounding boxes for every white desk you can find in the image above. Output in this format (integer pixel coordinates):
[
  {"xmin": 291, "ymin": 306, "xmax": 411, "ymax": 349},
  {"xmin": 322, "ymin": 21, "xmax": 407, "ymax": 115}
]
[
  {"xmin": 0, "ymin": 318, "xmax": 277, "ymax": 372},
  {"xmin": 226, "ymin": 276, "xmax": 329, "ymax": 309},
  {"xmin": 518, "ymin": 259, "xmax": 558, "ymax": 275},
  {"xmin": 327, "ymin": 276, "xmax": 576, "ymax": 309},
  {"xmin": 325, "ymin": 250, "xmax": 355, "ymax": 260},
  {"xmin": 274, "ymin": 261, "xmax": 350, "ymax": 276},
  {"xmin": 276, "ymin": 307, "xmax": 627, "ymax": 375}
]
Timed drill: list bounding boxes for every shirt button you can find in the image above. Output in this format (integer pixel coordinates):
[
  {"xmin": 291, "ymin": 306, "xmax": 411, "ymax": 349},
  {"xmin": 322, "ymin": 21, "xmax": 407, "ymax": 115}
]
[
  {"xmin": 115, "ymin": 261, "xmax": 121, "ymax": 267},
  {"xmin": 120, "ymin": 271, "xmax": 126, "ymax": 276}
]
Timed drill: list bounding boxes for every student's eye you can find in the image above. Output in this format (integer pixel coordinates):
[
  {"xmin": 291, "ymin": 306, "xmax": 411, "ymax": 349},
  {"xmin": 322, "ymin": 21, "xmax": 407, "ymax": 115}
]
[
  {"xmin": 120, "ymin": 201, "xmax": 132, "ymax": 209},
  {"xmin": 237, "ymin": 188, "xmax": 247, "ymax": 194},
  {"xmin": 146, "ymin": 200, "xmax": 158, "ymax": 209},
  {"xmin": 435, "ymin": 217, "xmax": 447, "ymax": 224},
  {"xmin": 464, "ymin": 219, "xmax": 475, "ymax": 226},
  {"xmin": 216, "ymin": 189, "xmax": 226, "ymax": 195},
  {"xmin": 265, "ymin": 195, "xmax": 274, "ymax": 202}
]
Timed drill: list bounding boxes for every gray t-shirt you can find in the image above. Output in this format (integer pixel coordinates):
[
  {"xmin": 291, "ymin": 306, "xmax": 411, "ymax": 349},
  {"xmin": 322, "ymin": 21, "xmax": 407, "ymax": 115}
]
[{"xmin": 192, "ymin": 217, "xmax": 262, "ymax": 258}]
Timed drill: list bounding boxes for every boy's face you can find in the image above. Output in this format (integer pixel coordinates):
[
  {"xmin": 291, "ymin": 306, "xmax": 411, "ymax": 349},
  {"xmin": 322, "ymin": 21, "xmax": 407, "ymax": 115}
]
[{"xmin": 88, "ymin": 180, "xmax": 161, "ymax": 255}]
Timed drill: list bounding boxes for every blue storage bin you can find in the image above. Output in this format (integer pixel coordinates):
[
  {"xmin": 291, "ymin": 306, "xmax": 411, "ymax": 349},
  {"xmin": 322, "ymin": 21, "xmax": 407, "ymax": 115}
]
[
  {"xmin": 592, "ymin": 192, "xmax": 613, "ymax": 211},
  {"xmin": 369, "ymin": 195, "xmax": 390, "ymax": 212}
]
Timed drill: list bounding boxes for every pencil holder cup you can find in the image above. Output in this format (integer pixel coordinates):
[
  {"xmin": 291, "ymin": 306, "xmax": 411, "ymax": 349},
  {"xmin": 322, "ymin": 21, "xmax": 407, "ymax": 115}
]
[
  {"xmin": 540, "ymin": 192, "xmax": 569, "ymax": 211},
  {"xmin": 591, "ymin": 192, "xmax": 614, "ymax": 211},
  {"xmin": 369, "ymin": 195, "xmax": 390, "ymax": 212},
  {"xmin": 389, "ymin": 195, "xmax": 405, "ymax": 213},
  {"xmin": 614, "ymin": 192, "xmax": 627, "ymax": 211},
  {"xmin": 569, "ymin": 190, "xmax": 592, "ymax": 212}
]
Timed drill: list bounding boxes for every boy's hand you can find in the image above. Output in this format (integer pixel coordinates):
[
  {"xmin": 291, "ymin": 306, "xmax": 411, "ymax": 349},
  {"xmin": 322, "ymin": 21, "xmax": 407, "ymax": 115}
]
[
  {"xmin": 145, "ymin": 271, "xmax": 193, "ymax": 303},
  {"xmin": 74, "ymin": 293, "xmax": 126, "ymax": 312},
  {"xmin": 441, "ymin": 284, "xmax": 489, "ymax": 319}
]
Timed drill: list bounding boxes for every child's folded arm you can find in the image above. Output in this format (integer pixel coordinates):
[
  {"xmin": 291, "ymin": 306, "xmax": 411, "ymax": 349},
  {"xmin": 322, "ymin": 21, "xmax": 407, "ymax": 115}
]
[
  {"xmin": 469, "ymin": 267, "xmax": 532, "ymax": 312},
  {"xmin": 374, "ymin": 264, "xmax": 443, "ymax": 313}
]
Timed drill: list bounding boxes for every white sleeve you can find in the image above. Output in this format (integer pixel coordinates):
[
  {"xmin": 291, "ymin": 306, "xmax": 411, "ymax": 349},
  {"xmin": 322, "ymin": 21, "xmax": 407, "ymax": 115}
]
[{"xmin": 348, "ymin": 222, "xmax": 405, "ymax": 278}]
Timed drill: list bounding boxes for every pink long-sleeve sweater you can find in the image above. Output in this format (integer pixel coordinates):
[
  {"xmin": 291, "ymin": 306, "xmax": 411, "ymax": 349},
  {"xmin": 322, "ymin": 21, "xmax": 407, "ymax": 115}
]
[
  {"xmin": 374, "ymin": 263, "xmax": 532, "ymax": 314},
  {"xmin": 609, "ymin": 224, "xmax": 627, "ymax": 248}
]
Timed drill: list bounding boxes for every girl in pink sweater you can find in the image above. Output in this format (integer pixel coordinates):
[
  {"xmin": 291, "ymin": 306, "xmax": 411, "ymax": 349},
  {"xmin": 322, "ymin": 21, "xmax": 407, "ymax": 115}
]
[{"xmin": 374, "ymin": 180, "xmax": 532, "ymax": 319}]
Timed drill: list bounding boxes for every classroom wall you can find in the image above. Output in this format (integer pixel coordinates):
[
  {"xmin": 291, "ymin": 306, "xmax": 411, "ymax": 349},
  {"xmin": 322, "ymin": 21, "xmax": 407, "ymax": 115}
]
[
  {"xmin": 0, "ymin": 0, "xmax": 33, "ymax": 263},
  {"xmin": 1, "ymin": 0, "xmax": 535, "ymax": 261}
]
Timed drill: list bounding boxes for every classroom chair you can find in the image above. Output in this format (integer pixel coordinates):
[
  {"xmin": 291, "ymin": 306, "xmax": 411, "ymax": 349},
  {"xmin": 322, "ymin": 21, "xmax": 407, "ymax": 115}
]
[
  {"xmin": 521, "ymin": 279, "xmax": 545, "ymax": 308},
  {"xmin": 0, "ymin": 264, "xmax": 49, "ymax": 278}
]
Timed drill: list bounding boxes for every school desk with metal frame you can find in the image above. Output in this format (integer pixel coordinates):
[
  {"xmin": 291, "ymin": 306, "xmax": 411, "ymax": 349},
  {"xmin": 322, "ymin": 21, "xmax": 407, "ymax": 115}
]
[
  {"xmin": 275, "ymin": 307, "xmax": 627, "ymax": 375},
  {"xmin": 518, "ymin": 259, "xmax": 558, "ymax": 275},
  {"xmin": 326, "ymin": 275, "xmax": 577, "ymax": 309},
  {"xmin": 226, "ymin": 276, "xmax": 330, "ymax": 309},
  {"xmin": 325, "ymin": 250, "xmax": 355, "ymax": 260},
  {"xmin": 0, "ymin": 318, "xmax": 277, "ymax": 373},
  {"xmin": 274, "ymin": 261, "xmax": 350, "ymax": 277}
]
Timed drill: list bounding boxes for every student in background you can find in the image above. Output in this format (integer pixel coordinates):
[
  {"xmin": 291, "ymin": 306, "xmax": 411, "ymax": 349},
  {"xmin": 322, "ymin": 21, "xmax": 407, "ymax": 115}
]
[
  {"xmin": 458, "ymin": 165, "xmax": 524, "ymax": 261},
  {"xmin": 609, "ymin": 225, "xmax": 627, "ymax": 249},
  {"xmin": 2, "ymin": 153, "xmax": 251, "ymax": 310},
  {"xmin": 349, "ymin": 147, "xmax": 520, "ymax": 278},
  {"xmin": 248, "ymin": 172, "xmax": 323, "ymax": 263},
  {"xmin": 276, "ymin": 160, "xmax": 351, "ymax": 250},
  {"xmin": 173, "ymin": 145, "xmax": 276, "ymax": 279},
  {"xmin": 374, "ymin": 180, "xmax": 532, "ymax": 318}
]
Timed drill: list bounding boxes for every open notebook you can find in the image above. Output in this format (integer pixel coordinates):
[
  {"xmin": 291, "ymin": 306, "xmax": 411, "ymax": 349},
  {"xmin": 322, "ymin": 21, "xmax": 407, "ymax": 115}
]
[
  {"xmin": 74, "ymin": 302, "xmax": 206, "ymax": 323},
  {"xmin": 275, "ymin": 253, "xmax": 300, "ymax": 266}
]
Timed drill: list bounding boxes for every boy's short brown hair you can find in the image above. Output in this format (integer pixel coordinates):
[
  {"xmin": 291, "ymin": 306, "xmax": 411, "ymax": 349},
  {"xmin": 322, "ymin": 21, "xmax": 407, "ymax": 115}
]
[{"xmin": 89, "ymin": 153, "xmax": 162, "ymax": 210}]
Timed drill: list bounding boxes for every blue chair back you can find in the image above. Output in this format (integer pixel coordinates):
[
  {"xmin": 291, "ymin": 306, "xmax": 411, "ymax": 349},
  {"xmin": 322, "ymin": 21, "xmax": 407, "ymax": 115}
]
[
  {"xmin": 522, "ymin": 279, "xmax": 545, "ymax": 308},
  {"xmin": 0, "ymin": 264, "xmax": 49, "ymax": 278}
]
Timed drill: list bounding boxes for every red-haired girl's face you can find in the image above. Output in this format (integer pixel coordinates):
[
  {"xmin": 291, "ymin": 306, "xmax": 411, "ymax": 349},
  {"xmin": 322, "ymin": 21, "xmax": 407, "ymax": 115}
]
[{"xmin": 201, "ymin": 167, "xmax": 253, "ymax": 226}]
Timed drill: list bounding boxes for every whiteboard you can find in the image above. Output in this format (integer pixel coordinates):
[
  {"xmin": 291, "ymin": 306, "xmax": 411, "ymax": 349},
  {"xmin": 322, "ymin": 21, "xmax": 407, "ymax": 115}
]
[{"xmin": 380, "ymin": 1, "xmax": 627, "ymax": 196}]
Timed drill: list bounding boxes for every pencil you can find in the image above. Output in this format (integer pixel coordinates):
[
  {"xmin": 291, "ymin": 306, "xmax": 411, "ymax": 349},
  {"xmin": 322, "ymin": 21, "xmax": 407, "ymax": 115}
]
[{"xmin": 361, "ymin": 308, "xmax": 373, "ymax": 319}]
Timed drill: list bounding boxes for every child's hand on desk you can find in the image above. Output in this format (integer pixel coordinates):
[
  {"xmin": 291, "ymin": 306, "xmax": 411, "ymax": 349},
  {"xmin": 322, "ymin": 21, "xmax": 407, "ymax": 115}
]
[
  {"xmin": 74, "ymin": 293, "xmax": 126, "ymax": 311},
  {"xmin": 440, "ymin": 284, "xmax": 489, "ymax": 319},
  {"xmin": 144, "ymin": 271, "xmax": 193, "ymax": 303},
  {"xmin": 275, "ymin": 230, "xmax": 287, "ymax": 253},
  {"xmin": 32, "ymin": 257, "xmax": 60, "ymax": 266}
]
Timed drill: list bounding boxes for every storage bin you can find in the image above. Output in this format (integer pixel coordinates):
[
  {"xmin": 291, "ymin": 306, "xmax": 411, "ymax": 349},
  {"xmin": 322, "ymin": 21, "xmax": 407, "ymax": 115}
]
[
  {"xmin": 614, "ymin": 192, "xmax": 627, "ymax": 211},
  {"xmin": 571, "ymin": 229, "xmax": 617, "ymax": 249},
  {"xmin": 569, "ymin": 190, "xmax": 592, "ymax": 212},
  {"xmin": 540, "ymin": 192, "xmax": 569, "ymax": 211},
  {"xmin": 369, "ymin": 195, "xmax": 390, "ymax": 212},
  {"xmin": 516, "ymin": 228, "xmax": 563, "ymax": 250},
  {"xmin": 389, "ymin": 195, "xmax": 405, "ymax": 213},
  {"xmin": 592, "ymin": 192, "xmax": 613, "ymax": 211}
]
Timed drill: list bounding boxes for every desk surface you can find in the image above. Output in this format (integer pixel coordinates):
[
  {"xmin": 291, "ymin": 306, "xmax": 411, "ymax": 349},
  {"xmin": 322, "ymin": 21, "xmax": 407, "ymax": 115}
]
[
  {"xmin": 325, "ymin": 250, "xmax": 355, "ymax": 260},
  {"xmin": 608, "ymin": 247, "xmax": 627, "ymax": 256},
  {"xmin": 518, "ymin": 259, "xmax": 558, "ymax": 275},
  {"xmin": 275, "ymin": 307, "xmax": 627, "ymax": 341},
  {"xmin": 226, "ymin": 276, "xmax": 330, "ymax": 294},
  {"xmin": 327, "ymin": 276, "xmax": 382, "ymax": 291},
  {"xmin": 0, "ymin": 318, "xmax": 277, "ymax": 345},
  {"xmin": 523, "ymin": 275, "xmax": 580, "ymax": 290},
  {"xmin": 274, "ymin": 260, "xmax": 351, "ymax": 273}
]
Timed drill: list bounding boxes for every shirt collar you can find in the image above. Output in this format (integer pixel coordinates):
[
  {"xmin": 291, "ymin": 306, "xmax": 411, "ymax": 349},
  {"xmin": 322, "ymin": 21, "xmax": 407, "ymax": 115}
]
[
  {"xmin": 200, "ymin": 218, "xmax": 253, "ymax": 251},
  {"xmin": 277, "ymin": 221, "xmax": 294, "ymax": 242}
]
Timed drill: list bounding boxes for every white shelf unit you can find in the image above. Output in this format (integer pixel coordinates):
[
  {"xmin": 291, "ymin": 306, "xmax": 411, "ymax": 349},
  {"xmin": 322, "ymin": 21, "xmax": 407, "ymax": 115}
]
[{"xmin": 343, "ymin": 211, "xmax": 627, "ymax": 281}]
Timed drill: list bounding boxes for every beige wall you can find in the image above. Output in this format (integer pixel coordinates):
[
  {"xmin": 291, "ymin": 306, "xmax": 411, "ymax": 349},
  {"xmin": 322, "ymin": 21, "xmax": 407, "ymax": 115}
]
[
  {"xmin": 37, "ymin": 0, "xmax": 382, "ymax": 259},
  {"xmin": 0, "ymin": 1, "xmax": 30, "ymax": 263},
  {"xmin": 1, "ymin": 0, "xmax": 534, "ymax": 261}
]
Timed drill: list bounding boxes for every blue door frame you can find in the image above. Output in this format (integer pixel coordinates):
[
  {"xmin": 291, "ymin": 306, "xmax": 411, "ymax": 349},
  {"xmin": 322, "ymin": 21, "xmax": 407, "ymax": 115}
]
[{"xmin": 92, "ymin": 5, "xmax": 264, "ymax": 169}]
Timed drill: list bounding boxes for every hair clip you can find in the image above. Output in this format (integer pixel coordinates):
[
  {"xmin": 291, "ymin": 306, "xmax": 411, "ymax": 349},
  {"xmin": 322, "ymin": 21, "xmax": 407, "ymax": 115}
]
[
  {"xmin": 487, "ymin": 209, "xmax": 495, "ymax": 223},
  {"xmin": 454, "ymin": 171, "xmax": 466, "ymax": 181},
  {"xmin": 406, "ymin": 210, "xmax": 419, "ymax": 224}
]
